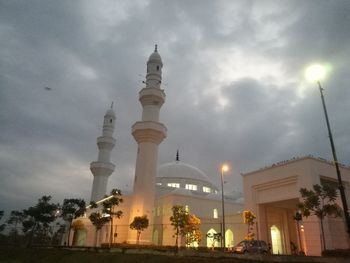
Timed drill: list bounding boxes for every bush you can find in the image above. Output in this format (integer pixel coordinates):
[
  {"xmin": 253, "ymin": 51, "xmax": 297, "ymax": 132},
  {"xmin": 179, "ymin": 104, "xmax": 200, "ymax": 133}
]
[{"xmin": 322, "ymin": 249, "xmax": 350, "ymax": 257}]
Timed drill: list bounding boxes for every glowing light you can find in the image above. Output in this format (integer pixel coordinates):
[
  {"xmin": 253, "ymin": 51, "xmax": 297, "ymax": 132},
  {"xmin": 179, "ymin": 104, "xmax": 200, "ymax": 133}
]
[
  {"xmin": 305, "ymin": 64, "xmax": 327, "ymax": 82},
  {"xmin": 221, "ymin": 164, "xmax": 229, "ymax": 172}
]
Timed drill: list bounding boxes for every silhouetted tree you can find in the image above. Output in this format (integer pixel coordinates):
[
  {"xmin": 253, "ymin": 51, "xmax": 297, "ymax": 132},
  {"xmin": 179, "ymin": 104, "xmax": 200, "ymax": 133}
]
[
  {"xmin": 0, "ymin": 211, "xmax": 5, "ymax": 233},
  {"xmin": 7, "ymin": 210, "xmax": 25, "ymax": 243},
  {"xmin": 22, "ymin": 195, "xmax": 59, "ymax": 246},
  {"xmin": 88, "ymin": 190, "xmax": 123, "ymax": 248},
  {"xmin": 88, "ymin": 201, "xmax": 109, "ymax": 247},
  {"xmin": 101, "ymin": 189, "xmax": 123, "ymax": 247},
  {"xmin": 61, "ymin": 198, "xmax": 86, "ymax": 246},
  {"xmin": 130, "ymin": 215, "xmax": 149, "ymax": 244},
  {"xmin": 297, "ymin": 183, "xmax": 342, "ymax": 251}
]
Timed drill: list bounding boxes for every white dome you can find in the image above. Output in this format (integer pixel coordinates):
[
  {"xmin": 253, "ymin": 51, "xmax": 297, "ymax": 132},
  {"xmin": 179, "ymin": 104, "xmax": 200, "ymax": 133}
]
[
  {"xmin": 157, "ymin": 161, "xmax": 215, "ymax": 186},
  {"xmin": 105, "ymin": 109, "xmax": 115, "ymax": 117},
  {"xmin": 148, "ymin": 45, "xmax": 162, "ymax": 64},
  {"xmin": 148, "ymin": 51, "xmax": 162, "ymax": 62}
]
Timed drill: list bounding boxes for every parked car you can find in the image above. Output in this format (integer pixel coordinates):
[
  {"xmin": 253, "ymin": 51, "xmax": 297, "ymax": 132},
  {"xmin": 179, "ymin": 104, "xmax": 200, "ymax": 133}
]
[{"xmin": 232, "ymin": 240, "xmax": 269, "ymax": 254}]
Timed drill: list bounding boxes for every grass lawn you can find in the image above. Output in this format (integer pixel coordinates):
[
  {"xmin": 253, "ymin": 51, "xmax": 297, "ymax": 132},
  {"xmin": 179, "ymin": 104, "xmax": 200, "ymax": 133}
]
[{"xmin": 0, "ymin": 247, "xmax": 261, "ymax": 263}]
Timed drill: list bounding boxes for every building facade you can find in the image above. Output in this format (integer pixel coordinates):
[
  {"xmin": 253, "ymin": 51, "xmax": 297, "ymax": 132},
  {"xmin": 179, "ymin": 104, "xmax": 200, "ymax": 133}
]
[
  {"xmin": 242, "ymin": 156, "xmax": 350, "ymax": 256},
  {"xmin": 70, "ymin": 47, "xmax": 245, "ymax": 248}
]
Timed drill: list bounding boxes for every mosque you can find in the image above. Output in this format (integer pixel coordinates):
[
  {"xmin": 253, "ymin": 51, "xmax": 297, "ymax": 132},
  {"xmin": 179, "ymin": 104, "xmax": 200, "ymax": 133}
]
[{"xmin": 70, "ymin": 47, "xmax": 350, "ymax": 256}]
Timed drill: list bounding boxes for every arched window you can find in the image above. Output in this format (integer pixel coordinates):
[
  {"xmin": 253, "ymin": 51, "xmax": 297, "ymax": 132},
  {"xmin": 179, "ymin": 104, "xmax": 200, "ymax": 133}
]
[
  {"xmin": 213, "ymin": 208, "xmax": 218, "ymax": 219},
  {"xmin": 206, "ymin": 228, "xmax": 219, "ymax": 248},
  {"xmin": 225, "ymin": 229, "xmax": 234, "ymax": 248},
  {"xmin": 270, "ymin": 225, "xmax": 283, "ymax": 254}
]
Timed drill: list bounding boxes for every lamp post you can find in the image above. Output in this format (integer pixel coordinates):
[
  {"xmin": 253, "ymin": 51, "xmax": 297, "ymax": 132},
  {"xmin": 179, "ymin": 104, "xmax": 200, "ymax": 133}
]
[
  {"xmin": 305, "ymin": 64, "xmax": 350, "ymax": 238},
  {"xmin": 220, "ymin": 164, "xmax": 229, "ymax": 251}
]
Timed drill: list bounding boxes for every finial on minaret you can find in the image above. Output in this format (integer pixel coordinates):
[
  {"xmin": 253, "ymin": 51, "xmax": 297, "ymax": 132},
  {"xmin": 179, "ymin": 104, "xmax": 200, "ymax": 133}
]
[
  {"xmin": 111, "ymin": 101, "xmax": 114, "ymax": 109},
  {"xmin": 154, "ymin": 44, "xmax": 158, "ymax": 52},
  {"xmin": 176, "ymin": 150, "xmax": 179, "ymax": 162}
]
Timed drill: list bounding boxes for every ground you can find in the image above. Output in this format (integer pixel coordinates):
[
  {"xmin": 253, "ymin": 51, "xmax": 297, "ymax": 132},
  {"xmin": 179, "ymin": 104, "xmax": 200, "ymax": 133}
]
[{"xmin": 0, "ymin": 247, "xmax": 347, "ymax": 263}]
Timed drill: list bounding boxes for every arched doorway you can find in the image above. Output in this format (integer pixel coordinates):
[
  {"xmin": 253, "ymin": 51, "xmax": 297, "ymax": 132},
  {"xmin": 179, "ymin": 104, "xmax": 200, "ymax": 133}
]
[
  {"xmin": 225, "ymin": 229, "xmax": 234, "ymax": 248},
  {"xmin": 72, "ymin": 228, "xmax": 87, "ymax": 246},
  {"xmin": 153, "ymin": 229, "xmax": 159, "ymax": 245},
  {"xmin": 270, "ymin": 225, "xmax": 283, "ymax": 254},
  {"xmin": 206, "ymin": 228, "xmax": 219, "ymax": 248}
]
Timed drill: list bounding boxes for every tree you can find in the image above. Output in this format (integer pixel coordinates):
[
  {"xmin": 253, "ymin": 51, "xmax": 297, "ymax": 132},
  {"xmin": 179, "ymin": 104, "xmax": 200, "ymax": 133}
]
[
  {"xmin": 88, "ymin": 189, "xmax": 123, "ymax": 247},
  {"xmin": 89, "ymin": 208, "xmax": 110, "ymax": 247},
  {"xmin": 22, "ymin": 195, "xmax": 59, "ymax": 246},
  {"xmin": 297, "ymin": 183, "xmax": 342, "ymax": 251},
  {"xmin": 61, "ymin": 198, "xmax": 86, "ymax": 246},
  {"xmin": 170, "ymin": 205, "xmax": 188, "ymax": 248},
  {"xmin": 7, "ymin": 210, "xmax": 26, "ymax": 243},
  {"xmin": 130, "ymin": 215, "xmax": 149, "ymax": 244},
  {"xmin": 170, "ymin": 205, "xmax": 202, "ymax": 248},
  {"xmin": 183, "ymin": 214, "xmax": 202, "ymax": 247},
  {"xmin": 0, "ymin": 211, "xmax": 5, "ymax": 233},
  {"xmin": 101, "ymin": 189, "xmax": 123, "ymax": 247},
  {"xmin": 7, "ymin": 210, "xmax": 25, "ymax": 232},
  {"xmin": 206, "ymin": 232, "xmax": 221, "ymax": 249},
  {"xmin": 242, "ymin": 210, "xmax": 256, "ymax": 240}
]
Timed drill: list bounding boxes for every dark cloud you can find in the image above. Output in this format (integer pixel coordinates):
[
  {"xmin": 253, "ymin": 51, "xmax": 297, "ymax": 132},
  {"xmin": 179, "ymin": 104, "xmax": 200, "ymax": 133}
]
[{"xmin": 0, "ymin": 0, "xmax": 349, "ymax": 214}]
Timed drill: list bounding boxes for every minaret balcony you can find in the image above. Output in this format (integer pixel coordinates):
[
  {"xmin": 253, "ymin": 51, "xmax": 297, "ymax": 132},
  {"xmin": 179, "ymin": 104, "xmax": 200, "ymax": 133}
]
[
  {"xmin": 97, "ymin": 136, "xmax": 116, "ymax": 146},
  {"xmin": 132, "ymin": 121, "xmax": 167, "ymax": 144},
  {"xmin": 90, "ymin": 161, "xmax": 115, "ymax": 175},
  {"xmin": 139, "ymin": 88, "xmax": 165, "ymax": 107}
]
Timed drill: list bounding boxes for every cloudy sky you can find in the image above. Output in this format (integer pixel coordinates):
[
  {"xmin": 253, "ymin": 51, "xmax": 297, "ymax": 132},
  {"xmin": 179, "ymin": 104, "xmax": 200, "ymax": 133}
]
[{"xmin": 1, "ymin": 0, "xmax": 350, "ymax": 213}]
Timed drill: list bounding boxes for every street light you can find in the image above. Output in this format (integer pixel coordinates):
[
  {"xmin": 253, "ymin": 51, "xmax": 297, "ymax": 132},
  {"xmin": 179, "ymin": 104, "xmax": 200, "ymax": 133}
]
[
  {"xmin": 305, "ymin": 64, "xmax": 350, "ymax": 238},
  {"xmin": 220, "ymin": 164, "xmax": 229, "ymax": 251}
]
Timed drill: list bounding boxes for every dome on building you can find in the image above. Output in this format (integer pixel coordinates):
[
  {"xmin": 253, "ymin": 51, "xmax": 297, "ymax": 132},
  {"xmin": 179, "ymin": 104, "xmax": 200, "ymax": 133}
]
[
  {"xmin": 105, "ymin": 102, "xmax": 115, "ymax": 117},
  {"xmin": 148, "ymin": 45, "xmax": 162, "ymax": 64},
  {"xmin": 157, "ymin": 161, "xmax": 212, "ymax": 184},
  {"xmin": 156, "ymin": 160, "xmax": 219, "ymax": 195},
  {"xmin": 105, "ymin": 109, "xmax": 115, "ymax": 117}
]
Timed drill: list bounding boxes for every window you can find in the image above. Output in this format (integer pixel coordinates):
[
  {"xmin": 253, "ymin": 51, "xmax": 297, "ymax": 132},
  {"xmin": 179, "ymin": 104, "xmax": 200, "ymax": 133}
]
[
  {"xmin": 156, "ymin": 182, "xmax": 162, "ymax": 186},
  {"xmin": 110, "ymin": 119, "xmax": 113, "ymax": 123},
  {"xmin": 213, "ymin": 209, "xmax": 218, "ymax": 219},
  {"xmin": 185, "ymin": 184, "xmax": 197, "ymax": 191},
  {"xmin": 167, "ymin": 183, "xmax": 180, "ymax": 188},
  {"xmin": 157, "ymin": 65, "xmax": 160, "ymax": 71},
  {"xmin": 203, "ymin": 186, "xmax": 211, "ymax": 193}
]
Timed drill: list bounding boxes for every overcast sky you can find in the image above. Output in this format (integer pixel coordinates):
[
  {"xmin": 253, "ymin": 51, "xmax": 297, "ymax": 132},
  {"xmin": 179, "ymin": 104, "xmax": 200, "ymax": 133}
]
[{"xmin": 1, "ymin": 0, "xmax": 350, "ymax": 213}]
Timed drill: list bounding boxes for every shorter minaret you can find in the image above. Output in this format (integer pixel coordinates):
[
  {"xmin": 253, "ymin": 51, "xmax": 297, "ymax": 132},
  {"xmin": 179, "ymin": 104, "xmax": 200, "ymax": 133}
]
[{"xmin": 90, "ymin": 104, "xmax": 116, "ymax": 202}]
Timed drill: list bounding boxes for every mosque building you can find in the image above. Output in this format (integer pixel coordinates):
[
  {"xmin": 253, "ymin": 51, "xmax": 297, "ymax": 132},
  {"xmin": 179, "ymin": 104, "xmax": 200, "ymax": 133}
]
[{"xmin": 70, "ymin": 47, "xmax": 350, "ymax": 255}]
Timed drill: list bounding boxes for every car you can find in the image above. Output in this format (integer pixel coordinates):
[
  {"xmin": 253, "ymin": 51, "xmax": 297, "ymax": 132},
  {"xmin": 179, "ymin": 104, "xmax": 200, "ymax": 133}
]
[{"xmin": 232, "ymin": 240, "xmax": 270, "ymax": 254}]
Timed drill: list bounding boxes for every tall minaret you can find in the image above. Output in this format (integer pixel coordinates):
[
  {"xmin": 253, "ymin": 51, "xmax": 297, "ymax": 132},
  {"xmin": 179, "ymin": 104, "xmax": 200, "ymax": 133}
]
[
  {"xmin": 128, "ymin": 45, "xmax": 167, "ymax": 243},
  {"xmin": 90, "ymin": 104, "xmax": 116, "ymax": 202}
]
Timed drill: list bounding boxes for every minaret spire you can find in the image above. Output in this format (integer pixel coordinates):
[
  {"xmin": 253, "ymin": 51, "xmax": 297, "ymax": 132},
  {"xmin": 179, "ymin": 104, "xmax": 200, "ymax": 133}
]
[
  {"xmin": 111, "ymin": 101, "xmax": 114, "ymax": 109},
  {"xmin": 128, "ymin": 47, "xmax": 167, "ymax": 244},
  {"xmin": 176, "ymin": 150, "xmax": 179, "ymax": 162},
  {"xmin": 90, "ymin": 106, "xmax": 116, "ymax": 201},
  {"xmin": 154, "ymin": 44, "xmax": 158, "ymax": 52}
]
